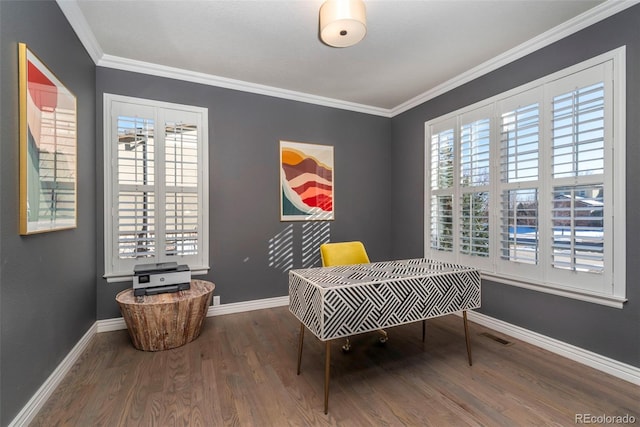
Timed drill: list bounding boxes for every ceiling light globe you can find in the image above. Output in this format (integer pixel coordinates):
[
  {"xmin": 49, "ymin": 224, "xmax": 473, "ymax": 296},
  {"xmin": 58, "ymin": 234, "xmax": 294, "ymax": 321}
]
[{"xmin": 320, "ymin": 0, "xmax": 367, "ymax": 48}]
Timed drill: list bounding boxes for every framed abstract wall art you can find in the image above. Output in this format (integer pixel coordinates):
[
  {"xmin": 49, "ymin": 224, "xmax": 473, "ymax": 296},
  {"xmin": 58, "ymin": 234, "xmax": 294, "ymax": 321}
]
[
  {"xmin": 18, "ymin": 43, "xmax": 77, "ymax": 235},
  {"xmin": 280, "ymin": 140, "xmax": 334, "ymax": 221}
]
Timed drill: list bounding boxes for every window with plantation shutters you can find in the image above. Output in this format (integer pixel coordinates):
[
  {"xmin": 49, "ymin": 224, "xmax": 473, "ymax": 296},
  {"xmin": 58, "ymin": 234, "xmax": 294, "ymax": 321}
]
[
  {"xmin": 425, "ymin": 47, "xmax": 626, "ymax": 308},
  {"xmin": 104, "ymin": 94, "xmax": 209, "ymax": 280}
]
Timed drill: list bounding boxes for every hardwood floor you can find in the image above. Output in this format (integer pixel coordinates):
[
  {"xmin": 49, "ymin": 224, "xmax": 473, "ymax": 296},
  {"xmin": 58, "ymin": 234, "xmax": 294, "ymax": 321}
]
[{"xmin": 31, "ymin": 307, "xmax": 639, "ymax": 426}]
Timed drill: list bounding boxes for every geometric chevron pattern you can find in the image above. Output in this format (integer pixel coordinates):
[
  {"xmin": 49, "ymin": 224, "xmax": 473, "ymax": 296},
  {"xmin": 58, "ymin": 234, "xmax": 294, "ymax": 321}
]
[{"xmin": 289, "ymin": 258, "xmax": 481, "ymax": 341}]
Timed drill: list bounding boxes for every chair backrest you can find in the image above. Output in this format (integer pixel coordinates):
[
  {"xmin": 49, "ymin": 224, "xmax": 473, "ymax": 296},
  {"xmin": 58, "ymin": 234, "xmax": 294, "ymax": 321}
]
[{"xmin": 320, "ymin": 241, "xmax": 370, "ymax": 267}]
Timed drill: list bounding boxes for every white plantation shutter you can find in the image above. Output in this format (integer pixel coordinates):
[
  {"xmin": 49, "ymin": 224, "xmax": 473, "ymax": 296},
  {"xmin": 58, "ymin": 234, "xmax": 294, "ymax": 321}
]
[
  {"xmin": 430, "ymin": 127, "xmax": 454, "ymax": 191},
  {"xmin": 430, "ymin": 195, "xmax": 454, "ymax": 252},
  {"xmin": 551, "ymin": 185, "xmax": 604, "ymax": 273},
  {"xmin": 116, "ymin": 115, "xmax": 156, "ymax": 259},
  {"xmin": 551, "ymin": 83, "xmax": 605, "ymax": 179},
  {"xmin": 497, "ymin": 93, "xmax": 541, "ymax": 270},
  {"xmin": 545, "ymin": 62, "xmax": 611, "ymax": 292},
  {"xmin": 117, "ymin": 191, "xmax": 156, "ymax": 258},
  {"xmin": 428, "ymin": 119, "xmax": 456, "ymax": 257},
  {"xmin": 500, "ymin": 102, "xmax": 539, "ymax": 183},
  {"xmin": 459, "ymin": 191, "xmax": 489, "ymax": 257},
  {"xmin": 459, "ymin": 107, "xmax": 491, "ymax": 261},
  {"xmin": 550, "ymin": 81, "xmax": 606, "ymax": 273},
  {"xmin": 104, "ymin": 95, "xmax": 209, "ymax": 280},
  {"xmin": 164, "ymin": 120, "xmax": 200, "ymax": 257},
  {"xmin": 500, "ymin": 189, "xmax": 538, "ymax": 264},
  {"xmin": 460, "ymin": 118, "xmax": 490, "ymax": 187}
]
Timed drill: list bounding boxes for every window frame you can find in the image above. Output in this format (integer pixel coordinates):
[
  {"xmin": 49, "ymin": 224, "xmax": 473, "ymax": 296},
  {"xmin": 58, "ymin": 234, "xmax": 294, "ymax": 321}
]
[
  {"xmin": 103, "ymin": 94, "xmax": 210, "ymax": 282},
  {"xmin": 424, "ymin": 47, "xmax": 626, "ymax": 308}
]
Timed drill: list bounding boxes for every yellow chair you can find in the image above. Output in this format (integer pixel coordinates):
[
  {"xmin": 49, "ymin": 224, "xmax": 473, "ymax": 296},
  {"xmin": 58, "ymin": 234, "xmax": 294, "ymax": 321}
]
[
  {"xmin": 319, "ymin": 241, "xmax": 370, "ymax": 266},
  {"xmin": 319, "ymin": 241, "xmax": 387, "ymax": 351}
]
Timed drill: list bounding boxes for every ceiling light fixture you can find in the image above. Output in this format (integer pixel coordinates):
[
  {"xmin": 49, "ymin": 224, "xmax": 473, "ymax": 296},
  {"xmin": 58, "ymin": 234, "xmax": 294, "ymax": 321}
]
[{"xmin": 319, "ymin": 0, "xmax": 367, "ymax": 48}]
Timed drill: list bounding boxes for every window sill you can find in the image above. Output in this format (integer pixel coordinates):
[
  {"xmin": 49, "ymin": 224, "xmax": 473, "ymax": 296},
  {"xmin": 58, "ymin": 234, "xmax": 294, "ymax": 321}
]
[
  {"xmin": 104, "ymin": 266, "xmax": 210, "ymax": 283},
  {"xmin": 482, "ymin": 273, "xmax": 627, "ymax": 309}
]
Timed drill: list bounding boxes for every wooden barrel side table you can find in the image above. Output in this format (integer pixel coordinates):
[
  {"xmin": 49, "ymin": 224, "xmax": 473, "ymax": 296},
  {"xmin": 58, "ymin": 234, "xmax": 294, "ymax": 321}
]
[{"xmin": 116, "ymin": 279, "xmax": 215, "ymax": 351}]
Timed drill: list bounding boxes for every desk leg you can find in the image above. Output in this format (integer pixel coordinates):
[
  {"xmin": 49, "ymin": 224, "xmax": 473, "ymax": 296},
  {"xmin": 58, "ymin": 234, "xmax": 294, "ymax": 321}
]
[
  {"xmin": 422, "ymin": 319, "xmax": 426, "ymax": 342},
  {"xmin": 463, "ymin": 310, "xmax": 473, "ymax": 366},
  {"xmin": 324, "ymin": 340, "xmax": 331, "ymax": 414},
  {"xmin": 297, "ymin": 323, "xmax": 305, "ymax": 375}
]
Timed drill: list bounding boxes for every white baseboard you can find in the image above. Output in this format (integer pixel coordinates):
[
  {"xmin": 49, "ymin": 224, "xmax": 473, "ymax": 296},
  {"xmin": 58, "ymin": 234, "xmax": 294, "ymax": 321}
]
[
  {"xmin": 8, "ymin": 323, "xmax": 98, "ymax": 427},
  {"xmin": 96, "ymin": 295, "xmax": 290, "ymax": 333},
  {"xmin": 207, "ymin": 295, "xmax": 289, "ymax": 316},
  {"xmin": 466, "ymin": 311, "xmax": 640, "ymax": 386},
  {"xmin": 96, "ymin": 316, "xmax": 127, "ymax": 332},
  {"xmin": 12, "ymin": 297, "xmax": 638, "ymax": 426}
]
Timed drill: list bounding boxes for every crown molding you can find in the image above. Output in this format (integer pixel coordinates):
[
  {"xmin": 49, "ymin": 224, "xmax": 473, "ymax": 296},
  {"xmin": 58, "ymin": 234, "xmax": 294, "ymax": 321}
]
[
  {"xmin": 55, "ymin": 0, "xmax": 103, "ymax": 63},
  {"xmin": 97, "ymin": 54, "xmax": 392, "ymax": 117},
  {"xmin": 389, "ymin": 0, "xmax": 640, "ymax": 116},
  {"xmin": 58, "ymin": 0, "xmax": 638, "ymax": 118}
]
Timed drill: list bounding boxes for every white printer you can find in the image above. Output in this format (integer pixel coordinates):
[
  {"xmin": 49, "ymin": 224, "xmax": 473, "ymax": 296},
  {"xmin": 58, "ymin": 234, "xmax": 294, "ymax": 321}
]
[{"xmin": 133, "ymin": 262, "xmax": 191, "ymax": 296}]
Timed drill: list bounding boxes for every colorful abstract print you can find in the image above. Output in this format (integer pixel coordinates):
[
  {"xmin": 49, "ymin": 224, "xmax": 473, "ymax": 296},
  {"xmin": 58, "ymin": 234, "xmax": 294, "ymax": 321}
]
[
  {"xmin": 21, "ymin": 44, "xmax": 76, "ymax": 233},
  {"xmin": 281, "ymin": 142, "xmax": 333, "ymax": 220}
]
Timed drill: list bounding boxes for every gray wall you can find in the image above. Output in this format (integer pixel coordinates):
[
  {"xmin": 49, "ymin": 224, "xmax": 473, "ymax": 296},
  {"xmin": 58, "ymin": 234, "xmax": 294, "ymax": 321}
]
[
  {"xmin": 1, "ymin": 0, "xmax": 638, "ymax": 424},
  {"xmin": 0, "ymin": 1, "xmax": 97, "ymax": 424},
  {"xmin": 390, "ymin": 5, "xmax": 640, "ymax": 368},
  {"xmin": 95, "ymin": 69, "xmax": 392, "ymax": 319}
]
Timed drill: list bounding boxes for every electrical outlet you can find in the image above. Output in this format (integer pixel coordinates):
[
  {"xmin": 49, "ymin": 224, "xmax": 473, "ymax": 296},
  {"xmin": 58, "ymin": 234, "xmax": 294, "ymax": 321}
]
[{"xmin": 213, "ymin": 295, "xmax": 221, "ymax": 306}]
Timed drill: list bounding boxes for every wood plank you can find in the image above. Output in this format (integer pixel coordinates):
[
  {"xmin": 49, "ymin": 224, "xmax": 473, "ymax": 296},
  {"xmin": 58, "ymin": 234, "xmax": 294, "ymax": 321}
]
[{"xmin": 30, "ymin": 307, "xmax": 640, "ymax": 426}]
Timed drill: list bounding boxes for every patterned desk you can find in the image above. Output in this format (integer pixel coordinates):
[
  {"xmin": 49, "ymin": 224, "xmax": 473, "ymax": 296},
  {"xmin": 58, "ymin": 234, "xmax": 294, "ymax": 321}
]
[{"xmin": 289, "ymin": 258, "xmax": 481, "ymax": 413}]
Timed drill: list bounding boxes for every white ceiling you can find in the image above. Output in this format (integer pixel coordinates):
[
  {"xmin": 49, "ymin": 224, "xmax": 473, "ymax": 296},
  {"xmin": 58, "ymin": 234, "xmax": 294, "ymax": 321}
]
[{"xmin": 58, "ymin": 0, "xmax": 634, "ymax": 116}]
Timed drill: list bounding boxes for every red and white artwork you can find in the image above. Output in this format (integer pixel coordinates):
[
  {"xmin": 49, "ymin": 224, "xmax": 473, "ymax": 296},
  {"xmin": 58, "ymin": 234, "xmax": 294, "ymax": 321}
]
[
  {"xmin": 280, "ymin": 141, "xmax": 334, "ymax": 221},
  {"xmin": 19, "ymin": 43, "xmax": 77, "ymax": 234}
]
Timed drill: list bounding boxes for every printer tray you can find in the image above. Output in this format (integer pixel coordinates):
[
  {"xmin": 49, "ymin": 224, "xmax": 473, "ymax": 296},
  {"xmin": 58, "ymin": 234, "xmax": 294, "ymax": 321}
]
[{"xmin": 134, "ymin": 282, "xmax": 190, "ymax": 297}]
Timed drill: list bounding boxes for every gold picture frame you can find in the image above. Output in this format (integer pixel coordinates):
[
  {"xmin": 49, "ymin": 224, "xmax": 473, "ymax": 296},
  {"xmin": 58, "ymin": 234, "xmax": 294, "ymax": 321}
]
[{"xmin": 18, "ymin": 43, "xmax": 77, "ymax": 235}]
